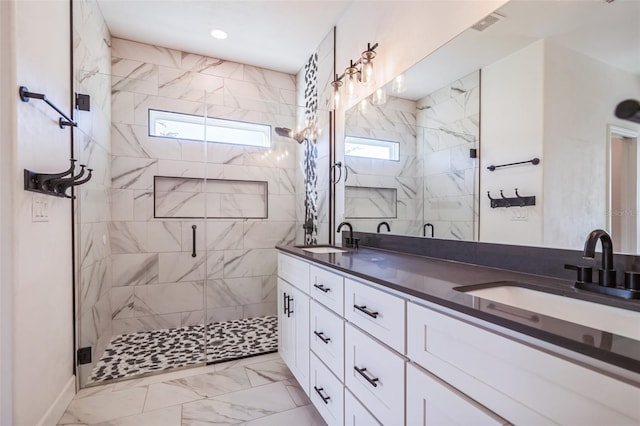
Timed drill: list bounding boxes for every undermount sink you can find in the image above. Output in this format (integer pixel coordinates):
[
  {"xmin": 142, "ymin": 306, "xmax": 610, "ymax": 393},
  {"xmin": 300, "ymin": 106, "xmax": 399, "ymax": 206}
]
[
  {"xmin": 456, "ymin": 284, "xmax": 640, "ymax": 340},
  {"xmin": 295, "ymin": 245, "xmax": 348, "ymax": 254}
]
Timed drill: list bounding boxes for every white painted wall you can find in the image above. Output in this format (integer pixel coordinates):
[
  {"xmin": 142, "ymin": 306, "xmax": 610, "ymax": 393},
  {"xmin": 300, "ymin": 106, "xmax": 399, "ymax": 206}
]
[
  {"xmin": 480, "ymin": 40, "xmax": 545, "ymax": 246},
  {"xmin": 0, "ymin": 1, "xmax": 16, "ymax": 424},
  {"xmin": 542, "ymin": 41, "xmax": 640, "ymax": 250},
  {"xmin": 12, "ymin": 0, "xmax": 75, "ymax": 424}
]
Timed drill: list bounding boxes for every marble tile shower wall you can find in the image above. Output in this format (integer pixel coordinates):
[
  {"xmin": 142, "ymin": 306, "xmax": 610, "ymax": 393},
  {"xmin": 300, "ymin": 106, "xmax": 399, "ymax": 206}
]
[
  {"xmin": 417, "ymin": 70, "xmax": 479, "ymax": 241},
  {"xmin": 345, "ymin": 96, "xmax": 423, "ymax": 235},
  {"xmin": 109, "ymin": 38, "xmax": 297, "ymax": 335},
  {"xmin": 73, "ymin": 0, "xmax": 113, "ymax": 385}
]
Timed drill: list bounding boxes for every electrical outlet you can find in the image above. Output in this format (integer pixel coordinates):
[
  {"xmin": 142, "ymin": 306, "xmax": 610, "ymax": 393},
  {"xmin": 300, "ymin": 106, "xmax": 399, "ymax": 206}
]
[
  {"xmin": 510, "ymin": 208, "xmax": 528, "ymax": 221},
  {"xmin": 32, "ymin": 196, "xmax": 49, "ymax": 222}
]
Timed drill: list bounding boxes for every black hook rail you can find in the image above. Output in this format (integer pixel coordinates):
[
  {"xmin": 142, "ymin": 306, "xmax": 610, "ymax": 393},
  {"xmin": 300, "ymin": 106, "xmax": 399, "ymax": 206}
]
[
  {"xmin": 487, "ymin": 188, "xmax": 535, "ymax": 208},
  {"xmin": 19, "ymin": 86, "xmax": 77, "ymax": 128},
  {"xmin": 487, "ymin": 157, "xmax": 539, "ymax": 172},
  {"xmin": 24, "ymin": 159, "xmax": 93, "ymax": 199}
]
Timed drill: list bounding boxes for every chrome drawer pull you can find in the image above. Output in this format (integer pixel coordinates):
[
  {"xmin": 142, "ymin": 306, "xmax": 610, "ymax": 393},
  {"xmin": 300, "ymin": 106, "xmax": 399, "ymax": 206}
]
[
  {"xmin": 313, "ymin": 331, "xmax": 331, "ymax": 344},
  {"xmin": 314, "ymin": 283, "xmax": 331, "ymax": 293},
  {"xmin": 314, "ymin": 386, "xmax": 331, "ymax": 404},
  {"xmin": 354, "ymin": 304, "xmax": 379, "ymax": 318},
  {"xmin": 354, "ymin": 366, "xmax": 379, "ymax": 387}
]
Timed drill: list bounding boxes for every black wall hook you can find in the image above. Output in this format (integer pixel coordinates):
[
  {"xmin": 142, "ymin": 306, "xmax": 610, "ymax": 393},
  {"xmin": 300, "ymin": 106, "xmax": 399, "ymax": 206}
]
[
  {"xmin": 24, "ymin": 158, "xmax": 93, "ymax": 199},
  {"xmin": 488, "ymin": 188, "xmax": 535, "ymax": 208}
]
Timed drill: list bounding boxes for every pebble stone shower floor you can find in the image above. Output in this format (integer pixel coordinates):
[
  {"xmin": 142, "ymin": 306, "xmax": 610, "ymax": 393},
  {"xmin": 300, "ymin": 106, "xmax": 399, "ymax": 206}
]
[{"xmin": 88, "ymin": 315, "xmax": 278, "ymax": 383}]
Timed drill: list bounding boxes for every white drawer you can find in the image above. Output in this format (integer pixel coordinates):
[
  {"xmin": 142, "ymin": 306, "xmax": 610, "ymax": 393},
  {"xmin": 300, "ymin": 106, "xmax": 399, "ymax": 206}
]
[
  {"xmin": 407, "ymin": 302, "xmax": 640, "ymax": 425},
  {"xmin": 345, "ymin": 323, "xmax": 405, "ymax": 426},
  {"xmin": 278, "ymin": 253, "xmax": 310, "ymax": 293},
  {"xmin": 407, "ymin": 363, "xmax": 508, "ymax": 426},
  {"xmin": 310, "ymin": 265, "xmax": 344, "ymax": 315},
  {"xmin": 344, "ymin": 389, "xmax": 381, "ymax": 426},
  {"xmin": 344, "ymin": 278, "xmax": 405, "ymax": 353},
  {"xmin": 310, "ymin": 352, "xmax": 344, "ymax": 426},
  {"xmin": 310, "ymin": 300, "xmax": 344, "ymax": 380}
]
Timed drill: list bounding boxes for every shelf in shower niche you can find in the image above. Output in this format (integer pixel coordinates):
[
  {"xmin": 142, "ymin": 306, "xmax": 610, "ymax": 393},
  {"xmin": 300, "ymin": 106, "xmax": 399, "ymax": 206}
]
[{"xmin": 153, "ymin": 176, "xmax": 268, "ymax": 219}]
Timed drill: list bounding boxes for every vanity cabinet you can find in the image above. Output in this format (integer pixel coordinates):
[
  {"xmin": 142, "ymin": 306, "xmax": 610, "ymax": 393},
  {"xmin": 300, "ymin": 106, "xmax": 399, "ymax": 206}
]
[
  {"xmin": 277, "ymin": 255, "xmax": 310, "ymax": 394},
  {"xmin": 277, "ymin": 250, "xmax": 640, "ymax": 426}
]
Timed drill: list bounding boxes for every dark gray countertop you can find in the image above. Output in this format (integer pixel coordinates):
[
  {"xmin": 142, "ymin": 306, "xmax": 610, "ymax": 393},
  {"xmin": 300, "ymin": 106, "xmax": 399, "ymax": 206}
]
[{"xmin": 277, "ymin": 244, "xmax": 640, "ymax": 375}]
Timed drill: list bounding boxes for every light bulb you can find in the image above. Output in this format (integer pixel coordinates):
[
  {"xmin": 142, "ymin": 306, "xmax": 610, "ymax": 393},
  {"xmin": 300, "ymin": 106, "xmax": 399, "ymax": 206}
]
[
  {"xmin": 371, "ymin": 87, "xmax": 387, "ymax": 106},
  {"xmin": 331, "ymin": 79, "xmax": 343, "ymax": 110},
  {"xmin": 392, "ymin": 73, "xmax": 406, "ymax": 94},
  {"xmin": 358, "ymin": 98, "xmax": 370, "ymax": 114},
  {"xmin": 360, "ymin": 45, "xmax": 376, "ymax": 87},
  {"xmin": 345, "ymin": 64, "xmax": 359, "ymax": 101}
]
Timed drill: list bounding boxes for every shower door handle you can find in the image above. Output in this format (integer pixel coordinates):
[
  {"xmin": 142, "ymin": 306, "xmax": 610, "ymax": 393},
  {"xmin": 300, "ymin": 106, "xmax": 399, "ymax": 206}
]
[{"xmin": 191, "ymin": 225, "xmax": 197, "ymax": 257}]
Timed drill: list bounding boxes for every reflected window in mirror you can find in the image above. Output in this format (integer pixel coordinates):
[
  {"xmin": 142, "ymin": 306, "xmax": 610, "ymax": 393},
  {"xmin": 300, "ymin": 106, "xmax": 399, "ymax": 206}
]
[{"xmin": 345, "ymin": 136, "xmax": 400, "ymax": 161}]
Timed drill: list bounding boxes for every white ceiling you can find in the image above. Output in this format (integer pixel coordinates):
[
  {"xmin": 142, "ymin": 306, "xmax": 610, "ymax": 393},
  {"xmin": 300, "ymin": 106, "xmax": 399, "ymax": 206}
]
[
  {"xmin": 96, "ymin": 0, "xmax": 352, "ymax": 75},
  {"xmin": 399, "ymin": 0, "xmax": 640, "ymax": 101}
]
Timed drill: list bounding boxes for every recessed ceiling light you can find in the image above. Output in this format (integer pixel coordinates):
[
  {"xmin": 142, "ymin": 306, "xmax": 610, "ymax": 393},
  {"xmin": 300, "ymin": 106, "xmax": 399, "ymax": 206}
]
[{"xmin": 210, "ymin": 29, "xmax": 228, "ymax": 40}]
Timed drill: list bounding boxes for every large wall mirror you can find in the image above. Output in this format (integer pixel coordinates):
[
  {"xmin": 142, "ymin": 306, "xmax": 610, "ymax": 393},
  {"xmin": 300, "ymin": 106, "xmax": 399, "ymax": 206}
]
[{"xmin": 341, "ymin": 0, "xmax": 640, "ymax": 253}]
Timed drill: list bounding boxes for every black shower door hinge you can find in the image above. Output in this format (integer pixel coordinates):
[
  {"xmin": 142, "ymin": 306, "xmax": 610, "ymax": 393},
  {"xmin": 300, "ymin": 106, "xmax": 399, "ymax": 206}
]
[
  {"xmin": 75, "ymin": 93, "xmax": 91, "ymax": 111},
  {"xmin": 77, "ymin": 346, "xmax": 92, "ymax": 365}
]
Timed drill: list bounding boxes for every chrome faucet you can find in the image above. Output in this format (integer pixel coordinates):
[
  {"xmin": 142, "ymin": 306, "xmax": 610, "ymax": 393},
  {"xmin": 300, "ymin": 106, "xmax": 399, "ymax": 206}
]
[
  {"xmin": 337, "ymin": 222, "xmax": 359, "ymax": 249},
  {"xmin": 583, "ymin": 229, "xmax": 616, "ymax": 287},
  {"xmin": 377, "ymin": 221, "xmax": 390, "ymax": 233}
]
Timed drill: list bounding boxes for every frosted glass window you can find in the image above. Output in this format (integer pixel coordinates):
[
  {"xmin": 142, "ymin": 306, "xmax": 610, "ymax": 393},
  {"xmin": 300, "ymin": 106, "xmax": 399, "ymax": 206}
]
[
  {"xmin": 149, "ymin": 109, "xmax": 271, "ymax": 148},
  {"xmin": 345, "ymin": 136, "xmax": 400, "ymax": 161}
]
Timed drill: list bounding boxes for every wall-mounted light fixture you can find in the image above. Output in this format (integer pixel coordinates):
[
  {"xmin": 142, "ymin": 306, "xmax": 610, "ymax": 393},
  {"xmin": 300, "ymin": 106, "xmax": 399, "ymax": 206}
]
[{"xmin": 331, "ymin": 42, "xmax": 379, "ymax": 109}]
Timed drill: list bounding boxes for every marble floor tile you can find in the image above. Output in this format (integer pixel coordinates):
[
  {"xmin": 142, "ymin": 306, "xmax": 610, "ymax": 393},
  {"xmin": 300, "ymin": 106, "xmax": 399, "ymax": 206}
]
[
  {"xmin": 144, "ymin": 367, "xmax": 251, "ymax": 411},
  {"xmin": 181, "ymin": 382, "xmax": 296, "ymax": 425},
  {"xmin": 58, "ymin": 387, "xmax": 147, "ymax": 424},
  {"xmin": 283, "ymin": 378, "xmax": 311, "ymax": 407},
  {"xmin": 240, "ymin": 404, "xmax": 326, "ymax": 426},
  {"xmin": 244, "ymin": 359, "xmax": 294, "ymax": 387},
  {"xmin": 93, "ymin": 405, "xmax": 181, "ymax": 426}
]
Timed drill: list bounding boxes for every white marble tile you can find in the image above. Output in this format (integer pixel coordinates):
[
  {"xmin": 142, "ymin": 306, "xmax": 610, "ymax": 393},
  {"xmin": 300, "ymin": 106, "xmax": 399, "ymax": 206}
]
[
  {"xmin": 110, "ymin": 189, "xmax": 134, "ymax": 221},
  {"xmin": 181, "ymin": 381, "xmax": 296, "ymax": 426},
  {"xmin": 241, "ymin": 404, "xmax": 326, "ymax": 426},
  {"xmin": 80, "ymin": 258, "xmax": 111, "ymax": 315},
  {"xmin": 110, "ymin": 286, "xmax": 134, "ymax": 319},
  {"xmin": 133, "ymin": 281, "xmax": 204, "ymax": 316},
  {"xmin": 158, "ymin": 67, "xmax": 223, "ymax": 101},
  {"xmin": 147, "ymin": 221, "xmax": 182, "ymax": 252},
  {"xmin": 133, "ymin": 94, "xmax": 205, "ymax": 126},
  {"xmin": 244, "ymin": 359, "xmax": 294, "ymax": 387},
  {"xmin": 111, "ymin": 156, "xmax": 157, "ymax": 190},
  {"xmin": 145, "ymin": 367, "xmax": 251, "ymax": 412},
  {"xmin": 203, "ymin": 222, "xmax": 243, "ymax": 250},
  {"xmin": 268, "ymin": 195, "xmax": 296, "ymax": 221},
  {"xmin": 243, "ymin": 66, "xmax": 296, "ymax": 91},
  {"xmin": 111, "ymin": 58, "xmax": 158, "ymax": 80},
  {"xmin": 262, "ymin": 275, "xmax": 277, "ymax": 303},
  {"xmin": 158, "ymin": 252, "xmax": 207, "ymax": 283},
  {"xmin": 133, "ymin": 190, "xmax": 154, "ymax": 221},
  {"xmin": 206, "ymin": 306, "xmax": 244, "ymax": 324},
  {"xmin": 243, "ymin": 222, "xmax": 296, "ymax": 249},
  {"xmin": 283, "ymin": 378, "xmax": 311, "ymax": 407},
  {"xmin": 112, "ymin": 75, "xmax": 158, "ymax": 96},
  {"xmin": 155, "ymin": 191, "xmax": 206, "ymax": 218},
  {"xmin": 223, "ymin": 249, "xmax": 277, "ymax": 278},
  {"xmin": 206, "ymin": 278, "xmax": 262, "ymax": 309},
  {"xmin": 112, "ymin": 313, "xmax": 182, "ymax": 335},
  {"xmin": 112, "ymin": 38, "xmax": 181, "ymax": 68},
  {"xmin": 181, "ymin": 310, "xmax": 204, "ymax": 327},
  {"xmin": 111, "ymin": 253, "xmax": 158, "ymax": 286},
  {"xmin": 111, "ymin": 91, "xmax": 135, "ymax": 124},
  {"xmin": 243, "ymin": 302, "xmax": 276, "ymax": 319},
  {"xmin": 207, "ymin": 251, "xmax": 224, "ymax": 280},
  {"xmin": 58, "ymin": 386, "xmax": 146, "ymax": 424},
  {"xmin": 181, "ymin": 53, "xmax": 243, "ymax": 79},
  {"xmin": 109, "ymin": 222, "xmax": 147, "ymax": 254},
  {"xmin": 93, "ymin": 404, "xmax": 181, "ymax": 426}
]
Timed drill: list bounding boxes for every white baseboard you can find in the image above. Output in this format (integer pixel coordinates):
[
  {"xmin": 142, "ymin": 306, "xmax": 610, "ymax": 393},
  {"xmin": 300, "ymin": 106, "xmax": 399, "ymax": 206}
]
[{"xmin": 37, "ymin": 376, "xmax": 75, "ymax": 426}]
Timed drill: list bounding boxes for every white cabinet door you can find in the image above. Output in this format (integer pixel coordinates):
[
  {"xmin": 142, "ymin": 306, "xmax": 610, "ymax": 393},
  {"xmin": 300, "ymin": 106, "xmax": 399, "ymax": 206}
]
[
  {"xmin": 345, "ymin": 323, "xmax": 405, "ymax": 426},
  {"xmin": 310, "ymin": 353, "xmax": 344, "ymax": 426},
  {"xmin": 278, "ymin": 278, "xmax": 294, "ymax": 370},
  {"xmin": 344, "ymin": 278, "xmax": 405, "ymax": 353},
  {"xmin": 278, "ymin": 253, "xmax": 310, "ymax": 293},
  {"xmin": 310, "ymin": 300, "xmax": 344, "ymax": 380},
  {"xmin": 344, "ymin": 389, "xmax": 381, "ymax": 426},
  {"xmin": 407, "ymin": 363, "xmax": 509, "ymax": 426},
  {"xmin": 310, "ymin": 265, "xmax": 345, "ymax": 315},
  {"xmin": 289, "ymin": 285, "xmax": 310, "ymax": 394}
]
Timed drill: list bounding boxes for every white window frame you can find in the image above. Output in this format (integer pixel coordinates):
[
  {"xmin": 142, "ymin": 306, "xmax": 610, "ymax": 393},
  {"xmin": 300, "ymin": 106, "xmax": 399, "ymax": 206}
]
[
  {"xmin": 345, "ymin": 135, "xmax": 400, "ymax": 161},
  {"xmin": 148, "ymin": 109, "xmax": 271, "ymax": 148}
]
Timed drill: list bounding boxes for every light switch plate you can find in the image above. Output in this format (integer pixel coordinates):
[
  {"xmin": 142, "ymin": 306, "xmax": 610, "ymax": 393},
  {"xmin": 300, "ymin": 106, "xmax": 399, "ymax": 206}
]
[
  {"xmin": 510, "ymin": 208, "xmax": 528, "ymax": 221},
  {"xmin": 32, "ymin": 196, "xmax": 49, "ymax": 222}
]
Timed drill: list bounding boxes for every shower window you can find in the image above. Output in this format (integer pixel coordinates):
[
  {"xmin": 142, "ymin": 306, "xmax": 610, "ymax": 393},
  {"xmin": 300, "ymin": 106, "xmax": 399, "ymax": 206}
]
[
  {"xmin": 345, "ymin": 135, "xmax": 400, "ymax": 161},
  {"xmin": 149, "ymin": 109, "xmax": 272, "ymax": 147}
]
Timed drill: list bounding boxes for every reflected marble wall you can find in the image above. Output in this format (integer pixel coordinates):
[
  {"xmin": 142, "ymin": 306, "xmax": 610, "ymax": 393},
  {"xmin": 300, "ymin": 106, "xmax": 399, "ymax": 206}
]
[
  {"xmin": 345, "ymin": 96, "xmax": 422, "ymax": 235},
  {"xmin": 109, "ymin": 38, "xmax": 297, "ymax": 335},
  {"xmin": 418, "ymin": 70, "xmax": 479, "ymax": 240},
  {"xmin": 73, "ymin": 0, "xmax": 113, "ymax": 385}
]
